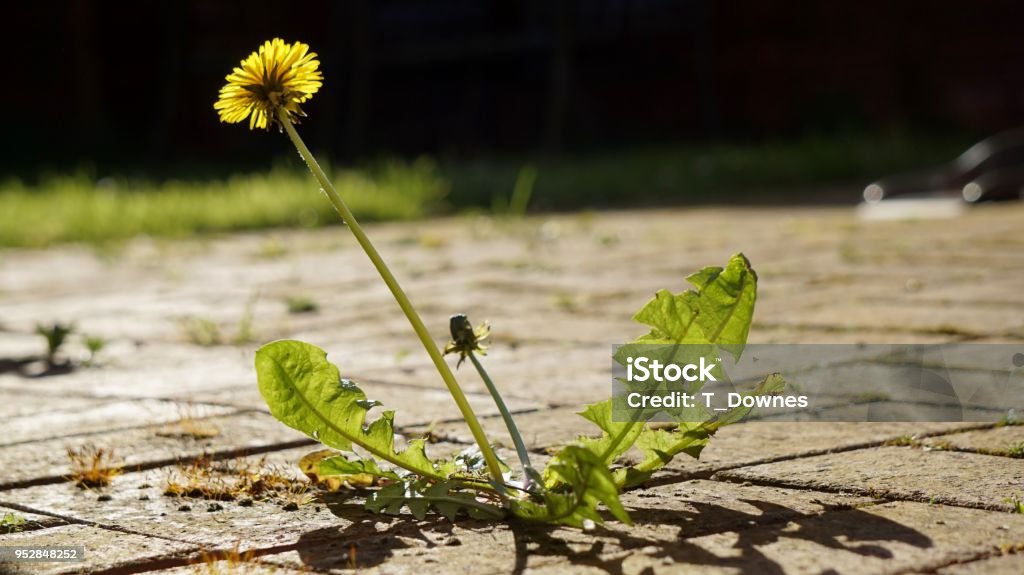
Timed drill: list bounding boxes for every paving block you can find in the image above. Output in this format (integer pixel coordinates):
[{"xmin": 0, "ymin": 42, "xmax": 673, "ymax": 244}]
[
  {"xmin": 716, "ymin": 446, "xmax": 1024, "ymax": 510},
  {"xmin": 0, "ymin": 524, "xmax": 195, "ymax": 574},
  {"xmin": 0, "ymin": 443, "xmax": 517, "ymax": 552},
  {"xmin": 184, "ymin": 380, "xmax": 542, "ymax": 428},
  {"xmin": 935, "ymin": 552, "xmax": 1024, "ymax": 575},
  {"xmin": 0, "ymin": 391, "xmax": 107, "ymax": 420},
  {"xmin": 920, "ymin": 425, "xmax": 1024, "ymax": 457},
  {"xmin": 258, "ymin": 479, "xmax": 872, "ymax": 574},
  {"xmin": 659, "ymin": 421, "xmax": 978, "ymax": 477},
  {"xmin": 521, "ymin": 500, "xmax": 1024, "ymax": 575},
  {"xmin": 0, "ymin": 399, "xmax": 234, "ymax": 446},
  {"xmin": 0, "ymin": 411, "xmax": 309, "ymax": 489}
]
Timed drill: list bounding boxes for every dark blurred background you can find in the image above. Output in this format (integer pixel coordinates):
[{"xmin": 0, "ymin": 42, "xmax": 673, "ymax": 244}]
[
  {"xmin": 10, "ymin": 0, "xmax": 1024, "ymax": 170},
  {"xmin": 3, "ymin": 0, "xmax": 1024, "ymax": 238}
]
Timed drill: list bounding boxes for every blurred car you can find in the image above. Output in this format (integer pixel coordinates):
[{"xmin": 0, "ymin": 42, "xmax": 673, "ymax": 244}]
[{"xmin": 863, "ymin": 129, "xmax": 1024, "ymax": 204}]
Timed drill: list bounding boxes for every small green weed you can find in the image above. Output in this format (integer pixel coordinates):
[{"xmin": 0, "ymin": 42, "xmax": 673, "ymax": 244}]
[
  {"xmin": 285, "ymin": 296, "xmax": 318, "ymax": 315},
  {"xmin": 1002, "ymin": 442, "xmax": 1024, "ymax": 458},
  {"xmin": 1, "ymin": 512, "xmax": 26, "ymax": 533},
  {"xmin": 82, "ymin": 334, "xmax": 106, "ymax": 366},
  {"xmin": 182, "ymin": 318, "xmax": 222, "ymax": 347},
  {"xmin": 36, "ymin": 322, "xmax": 74, "ymax": 365}
]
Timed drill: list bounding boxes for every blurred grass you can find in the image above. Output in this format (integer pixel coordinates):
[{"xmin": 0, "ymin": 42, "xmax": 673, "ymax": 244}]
[
  {"xmin": 0, "ymin": 134, "xmax": 970, "ymax": 248},
  {"xmin": 446, "ymin": 134, "xmax": 970, "ymax": 210},
  {"xmin": 0, "ymin": 159, "xmax": 446, "ymax": 248}
]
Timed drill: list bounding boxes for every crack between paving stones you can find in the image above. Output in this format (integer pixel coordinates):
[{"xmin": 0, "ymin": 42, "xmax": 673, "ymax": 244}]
[
  {"xmin": 0, "ymin": 437, "xmax": 317, "ymax": 492},
  {"xmin": 0, "ymin": 501, "xmax": 198, "ymax": 548},
  {"xmin": 0, "ymin": 407, "xmax": 257, "ymax": 450},
  {"xmin": 349, "ymin": 373, "xmax": 559, "ymax": 407},
  {"xmin": 65, "ymin": 541, "xmax": 307, "ymax": 575},
  {"xmin": 890, "ymin": 546, "xmax": 1020, "ymax": 575},
  {"xmin": 708, "ymin": 473, "xmax": 1014, "ymax": 513},
  {"xmin": 755, "ymin": 322, "xmax": 1012, "ymax": 339}
]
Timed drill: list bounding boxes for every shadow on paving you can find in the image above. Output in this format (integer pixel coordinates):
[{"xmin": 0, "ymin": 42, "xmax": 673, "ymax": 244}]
[
  {"xmin": 0, "ymin": 356, "xmax": 75, "ymax": 378},
  {"xmin": 285, "ymin": 496, "xmax": 932, "ymax": 574}
]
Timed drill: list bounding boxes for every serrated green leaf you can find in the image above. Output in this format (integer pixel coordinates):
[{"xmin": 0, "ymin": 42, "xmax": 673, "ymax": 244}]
[
  {"xmin": 298, "ymin": 449, "xmax": 381, "ymax": 490},
  {"xmin": 319, "ymin": 455, "xmax": 402, "ymax": 482},
  {"xmin": 633, "ymin": 253, "xmax": 757, "ymax": 354},
  {"xmin": 541, "ymin": 400, "xmax": 641, "ymax": 489},
  {"xmin": 513, "ymin": 445, "xmax": 631, "ymax": 528},
  {"xmin": 617, "ymin": 372, "xmax": 787, "ymax": 489},
  {"xmin": 687, "ymin": 253, "xmax": 758, "ymax": 357},
  {"xmin": 547, "ymin": 254, "xmax": 777, "ymax": 498},
  {"xmin": 255, "ymin": 340, "xmax": 443, "ymax": 480},
  {"xmin": 365, "ymin": 479, "xmax": 506, "ymax": 521},
  {"xmin": 632, "ymin": 289, "xmax": 704, "ymax": 344}
]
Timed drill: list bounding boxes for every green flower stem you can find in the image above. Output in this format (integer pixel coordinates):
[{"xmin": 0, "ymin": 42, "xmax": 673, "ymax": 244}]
[
  {"xmin": 467, "ymin": 351, "xmax": 534, "ymax": 490},
  {"xmin": 277, "ymin": 109, "xmax": 505, "ymax": 484}
]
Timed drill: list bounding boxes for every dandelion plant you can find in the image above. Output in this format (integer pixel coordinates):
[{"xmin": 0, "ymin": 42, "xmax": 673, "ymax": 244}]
[{"xmin": 216, "ymin": 38, "xmax": 783, "ymax": 527}]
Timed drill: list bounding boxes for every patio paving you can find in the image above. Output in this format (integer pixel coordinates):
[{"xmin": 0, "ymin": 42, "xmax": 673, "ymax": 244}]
[{"xmin": 1, "ymin": 203, "xmax": 1022, "ymax": 574}]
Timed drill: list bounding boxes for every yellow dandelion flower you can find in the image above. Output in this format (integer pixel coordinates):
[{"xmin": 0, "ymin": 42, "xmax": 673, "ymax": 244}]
[{"xmin": 214, "ymin": 38, "xmax": 323, "ymax": 130}]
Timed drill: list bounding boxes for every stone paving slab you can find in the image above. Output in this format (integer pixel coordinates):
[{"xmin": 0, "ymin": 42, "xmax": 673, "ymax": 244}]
[
  {"xmin": 0, "ymin": 399, "xmax": 234, "ymax": 446},
  {"xmin": 779, "ymin": 362, "xmax": 1012, "ymax": 410},
  {"xmin": 919, "ymin": 425, "xmax": 1024, "ymax": 456},
  {"xmin": 256, "ymin": 479, "xmax": 873, "ymax": 574},
  {"xmin": 411, "ymin": 414, "xmax": 983, "ymax": 480},
  {"xmin": 3, "ymin": 204, "xmax": 1024, "ymax": 573},
  {"xmin": 521, "ymin": 500, "xmax": 1024, "ymax": 575},
  {"xmin": 934, "ymin": 552, "xmax": 1024, "ymax": 575},
  {"xmin": 0, "ymin": 524, "xmax": 196, "ymax": 574},
  {"xmin": 180, "ymin": 381, "xmax": 543, "ymax": 428},
  {"xmin": 661, "ymin": 422, "xmax": 985, "ymax": 477},
  {"xmin": 716, "ymin": 446, "xmax": 1024, "ymax": 510},
  {"xmin": 151, "ymin": 562, "xmax": 310, "ymax": 574},
  {"xmin": 0, "ymin": 390, "xmax": 109, "ymax": 420},
  {"xmin": 0, "ymin": 507, "xmax": 66, "ymax": 531},
  {"xmin": 0, "ymin": 443, "xmax": 520, "ymax": 553},
  {"xmin": 0, "ymin": 412, "xmax": 309, "ymax": 489},
  {"xmin": 770, "ymin": 301, "xmax": 1024, "ymax": 339},
  {"xmin": 356, "ymin": 343, "xmax": 609, "ymax": 406},
  {"xmin": 0, "ymin": 447, "xmax": 373, "ymax": 552}
]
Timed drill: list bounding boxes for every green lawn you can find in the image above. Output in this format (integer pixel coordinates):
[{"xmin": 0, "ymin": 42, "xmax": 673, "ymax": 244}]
[
  {"xmin": 0, "ymin": 160, "xmax": 446, "ymax": 248},
  {"xmin": 0, "ymin": 134, "xmax": 969, "ymax": 248}
]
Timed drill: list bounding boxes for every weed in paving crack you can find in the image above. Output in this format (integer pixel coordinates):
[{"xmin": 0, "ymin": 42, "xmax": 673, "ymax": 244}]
[{"xmin": 66, "ymin": 444, "xmax": 123, "ymax": 488}]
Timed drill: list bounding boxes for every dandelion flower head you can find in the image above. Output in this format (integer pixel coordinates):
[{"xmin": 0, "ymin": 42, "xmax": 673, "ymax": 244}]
[{"xmin": 214, "ymin": 38, "xmax": 323, "ymax": 130}]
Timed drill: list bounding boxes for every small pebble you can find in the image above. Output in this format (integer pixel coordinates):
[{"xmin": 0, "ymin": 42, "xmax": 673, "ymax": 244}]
[
  {"xmin": 238, "ymin": 499, "xmax": 253, "ymax": 507},
  {"xmin": 445, "ymin": 537, "xmax": 462, "ymax": 547},
  {"xmin": 97, "ymin": 494, "xmax": 112, "ymax": 502},
  {"xmin": 283, "ymin": 502, "xmax": 299, "ymax": 511},
  {"xmin": 139, "ymin": 495, "xmax": 150, "ymax": 501},
  {"xmin": 207, "ymin": 503, "xmax": 223, "ymax": 512},
  {"xmin": 178, "ymin": 504, "xmax": 192, "ymax": 512}
]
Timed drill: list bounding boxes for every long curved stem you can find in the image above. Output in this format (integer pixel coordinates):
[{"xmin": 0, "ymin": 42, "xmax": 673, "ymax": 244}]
[
  {"xmin": 468, "ymin": 352, "xmax": 534, "ymax": 490},
  {"xmin": 277, "ymin": 109, "xmax": 504, "ymax": 483}
]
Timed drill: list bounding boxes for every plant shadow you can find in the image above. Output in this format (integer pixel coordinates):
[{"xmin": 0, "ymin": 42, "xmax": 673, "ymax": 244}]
[
  {"xmin": 0, "ymin": 356, "xmax": 75, "ymax": 377},
  {"xmin": 292, "ymin": 493, "xmax": 932, "ymax": 573}
]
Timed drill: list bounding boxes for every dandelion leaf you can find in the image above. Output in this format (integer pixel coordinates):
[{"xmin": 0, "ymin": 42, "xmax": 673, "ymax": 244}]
[
  {"xmin": 256, "ymin": 340, "xmax": 441, "ymax": 480},
  {"xmin": 366, "ymin": 479, "xmax": 505, "ymax": 521},
  {"xmin": 545, "ymin": 253, "xmax": 781, "ymax": 498},
  {"xmin": 512, "ymin": 445, "xmax": 631, "ymax": 528}
]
